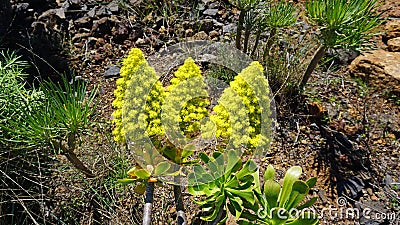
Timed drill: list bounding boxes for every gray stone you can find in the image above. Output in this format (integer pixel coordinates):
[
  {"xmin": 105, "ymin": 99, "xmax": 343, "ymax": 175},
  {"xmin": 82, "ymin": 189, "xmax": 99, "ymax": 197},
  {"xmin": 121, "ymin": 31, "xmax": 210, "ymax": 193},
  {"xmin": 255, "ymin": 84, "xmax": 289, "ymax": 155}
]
[
  {"xmin": 197, "ymin": 3, "xmax": 205, "ymax": 11},
  {"xmin": 103, "ymin": 66, "xmax": 120, "ymax": 78},
  {"xmin": 222, "ymin": 23, "xmax": 236, "ymax": 33},
  {"xmin": 212, "ymin": 19, "xmax": 223, "ymax": 27},
  {"xmin": 201, "ymin": 0, "xmax": 214, "ymax": 4},
  {"xmin": 87, "ymin": 7, "xmax": 96, "ymax": 17},
  {"xmin": 38, "ymin": 8, "xmax": 66, "ymax": 20},
  {"xmin": 96, "ymin": 5, "xmax": 112, "ymax": 16},
  {"xmin": 70, "ymin": 0, "xmax": 81, "ymax": 5},
  {"xmin": 383, "ymin": 174, "xmax": 393, "ymax": 185},
  {"xmin": 107, "ymin": 1, "xmax": 119, "ymax": 12},
  {"xmin": 203, "ymin": 9, "xmax": 218, "ymax": 16},
  {"xmin": 208, "ymin": 2, "xmax": 219, "ymax": 9},
  {"xmin": 15, "ymin": 3, "xmax": 29, "ymax": 12}
]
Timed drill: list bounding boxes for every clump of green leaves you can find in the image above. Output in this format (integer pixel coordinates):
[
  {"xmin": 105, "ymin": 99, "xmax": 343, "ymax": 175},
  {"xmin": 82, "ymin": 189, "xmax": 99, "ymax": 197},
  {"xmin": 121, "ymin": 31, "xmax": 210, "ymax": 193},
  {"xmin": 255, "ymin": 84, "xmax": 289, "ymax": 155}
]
[
  {"xmin": 0, "ymin": 51, "xmax": 44, "ymax": 133},
  {"xmin": 299, "ymin": 0, "xmax": 382, "ymax": 90},
  {"xmin": 239, "ymin": 165, "xmax": 318, "ymax": 225},
  {"xmin": 3, "ymin": 73, "xmax": 98, "ymax": 177},
  {"xmin": 189, "ymin": 159, "xmax": 319, "ymax": 225},
  {"xmin": 188, "ymin": 150, "xmax": 259, "ymax": 224}
]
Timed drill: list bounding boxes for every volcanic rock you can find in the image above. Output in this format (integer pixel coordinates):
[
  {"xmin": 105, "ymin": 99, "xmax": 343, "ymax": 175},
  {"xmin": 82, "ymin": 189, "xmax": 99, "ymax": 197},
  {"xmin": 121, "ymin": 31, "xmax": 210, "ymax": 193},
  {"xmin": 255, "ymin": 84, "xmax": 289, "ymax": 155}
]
[{"xmin": 349, "ymin": 49, "xmax": 400, "ymax": 93}]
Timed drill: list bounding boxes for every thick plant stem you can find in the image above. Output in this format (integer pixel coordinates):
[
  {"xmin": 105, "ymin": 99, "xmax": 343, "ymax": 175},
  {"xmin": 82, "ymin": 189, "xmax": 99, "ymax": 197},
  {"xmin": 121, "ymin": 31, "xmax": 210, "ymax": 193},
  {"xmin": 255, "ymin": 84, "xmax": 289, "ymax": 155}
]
[
  {"xmin": 143, "ymin": 182, "xmax": 155, "ymax": 225},
  {"xmin": 299, "ymin": 46, "xmax": 326, "ymax": 90},
  {"xmin": 54, "ymin": 138, "xmax": 95, "ymax": 177},
  {"xmin": 243, "ymin": 23, "xmax": 252, "ymax": 54},
  {"xmin": 64, "ymin": 150, "xmax": 95, "ymax": 177},
  {"xmin": 210, "ymin": 209, "xmax": 225, "ymax": 225},
  {"xmin": 251, "ymin": 32, "xmax": 261, "ymax": 57},
  {"xmin": 263, "ymin": 28, "xmax": 276, "ymax": 62},
  {"xmin": 235, "ymin": 10, "xmax": 246, "ymax": 50},
  {"xmin": 174, "ymin": 176, "xmax": 187, "ymax": 225}
]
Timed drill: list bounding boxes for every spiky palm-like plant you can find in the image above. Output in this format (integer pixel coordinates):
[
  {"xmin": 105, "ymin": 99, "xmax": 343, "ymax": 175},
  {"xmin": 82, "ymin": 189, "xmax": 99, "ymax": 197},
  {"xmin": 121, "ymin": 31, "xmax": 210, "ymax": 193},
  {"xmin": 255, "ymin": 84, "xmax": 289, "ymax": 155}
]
[{"xmin": 299, "ymin": 0, "xmax": 382, "ymax": 90}]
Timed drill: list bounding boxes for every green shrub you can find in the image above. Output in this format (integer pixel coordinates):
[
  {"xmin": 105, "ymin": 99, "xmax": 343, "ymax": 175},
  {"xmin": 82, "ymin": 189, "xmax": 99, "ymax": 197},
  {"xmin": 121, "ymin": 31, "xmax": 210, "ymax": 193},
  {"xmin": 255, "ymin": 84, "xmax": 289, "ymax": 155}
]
[
  {"xmin": 2, "ymin": 73, "xmax": 98, "ymax": 176},
  {"xmin": 0, "ymin": 51, "xmax": 44, "ymax": 134},
  {"xmin": 299, "ymin": 0, "xmax": 382, "ymax": 89},
  {"xmin": 188, "ymin": 150, "xmax": 259, "ymax": 224},
  {"xmin": 239, "ymin": 165, "xmax": 319, "ymax": 225}
]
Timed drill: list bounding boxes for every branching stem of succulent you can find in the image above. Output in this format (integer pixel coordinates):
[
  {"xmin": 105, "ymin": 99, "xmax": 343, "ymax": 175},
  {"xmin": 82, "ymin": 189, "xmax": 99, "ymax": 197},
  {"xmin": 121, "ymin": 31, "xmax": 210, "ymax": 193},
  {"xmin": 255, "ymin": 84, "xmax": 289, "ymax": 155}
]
[
  {"xmin": 52, "ymin": 133, "xmax": 94, "ymax": 177},
  {"xmin": 235, "ymin": 10, "xmax": 246, "ymax": 50},
  {"xmin": 210, "ymin": 209, "xmax": 225, "ymax": 225},
  {"xmin": 243, "ymin": 21, "xmax": 252, "ymax": 53},
  {"xmin": 299, "ymin": 45, "xmax": 326, "ymax": 90},
  {"xmin": 142, "ymin": 182, "xmax": 155, "ymax": 225},
  {"xmin": 263, "ymin": 27, "xmax": 276, "ymax": 62},
  {"xmin": 63, "ymin": 147, "xmax": 94, "ymax": 177},
  {"xmin": 173, "ymin": 179, "xmax": 187, "ymax": 225},
  {"xmin": 250, "ymin": 32, "xmax": 261, "ymax": 57}
]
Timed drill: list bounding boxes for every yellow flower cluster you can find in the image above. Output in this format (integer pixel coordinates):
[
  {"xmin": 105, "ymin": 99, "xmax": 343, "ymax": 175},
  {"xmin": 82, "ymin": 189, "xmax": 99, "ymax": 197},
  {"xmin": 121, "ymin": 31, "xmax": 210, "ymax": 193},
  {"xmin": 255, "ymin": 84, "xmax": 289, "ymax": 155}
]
[
  {"xmin": 112, "ymin": 50, "xmax": 271, "ymax": 151},
  {"xmin": 211, "ymin": 61, "xmax": 271, "ymax": 149},
  {"xmin": 122, "ymin": 60, "xmax": 166, "ymax": 143},
  {"xmin": 165, "ymin": 57, "xmax": 209, "ymax": 137},
  {"xmin": 112, "ymin": 48, "xmax": 158, "ymax": 143},
  {"xmin": 112, "ymin": 51, "xmax": 209, "ymax": 144}
]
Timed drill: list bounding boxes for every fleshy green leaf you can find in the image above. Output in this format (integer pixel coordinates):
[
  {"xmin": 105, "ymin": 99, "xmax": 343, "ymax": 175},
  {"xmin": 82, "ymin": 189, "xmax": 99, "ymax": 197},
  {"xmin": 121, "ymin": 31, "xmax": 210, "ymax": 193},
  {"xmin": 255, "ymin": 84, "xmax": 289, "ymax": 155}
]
[
  {"xmin": 278, "ymin": 166, "xmax": 302, "ymax": 208},
  {"xmin": 117, "ymin": 178, "xmax": 138, "ymax": 184},
  {"xmin": 199, "ymin": 152, "xmax": 211, "ymax": 163},
  {"xmin": 264, "ymin": 164, "xmax": 275, "ymax": 181},
  {"xmin": 226, "ymin": 188, "xmax": 255, "ymax": 205},
  {"xmin": 134, "ymin": 182, "xmax": 146, "ymax": 194},
  {"xmin": 306, "ymin": 177, "xmax": 317, "ymax": 188},
  {"xmin": 188, "ymin": 184, "xmax": 208, "ymax": 196},
  {"xmin": 153, "ymin": 162, "xmax": 171, "ymax": 176},
  {"xmin": 226, "ymin": 149, "xmax": 241, "ymax": 173},
  {"xmin": 270, "ymin": 207, "xmax": 289, "ymax": 225},
  {"xmin": 134, "ymin": 169, "xmax": 151, "ymax": 179},
  {"xmin": 201, "ymin": 195, "xmax": 225, "ymax": 221},
  {"xmin": 182, "ymin": 144, "xmax": 195, "ymax": 158},
  {"xmin": 264, "ymin": 180, "xmax": 281, "ymax": 210},
  {"xmin": 297, "ymin": 197, "xmax": 318, "ymax": 210},
  {"xmin": 286, "ymin": 181, "xmax": 309, "ymax": 210},
  {"xmin": 236, "ymin": 160, "xmax": 257, "ymax": 180}
]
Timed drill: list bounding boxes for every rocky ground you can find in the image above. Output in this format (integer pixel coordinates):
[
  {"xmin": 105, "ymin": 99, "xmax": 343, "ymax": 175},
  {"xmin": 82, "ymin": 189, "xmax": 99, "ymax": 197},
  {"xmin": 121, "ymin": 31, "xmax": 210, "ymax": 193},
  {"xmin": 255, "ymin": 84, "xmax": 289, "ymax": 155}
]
[{"xmin": 1, "ymin": 0, "xmax": 400, "ymax": 224}]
